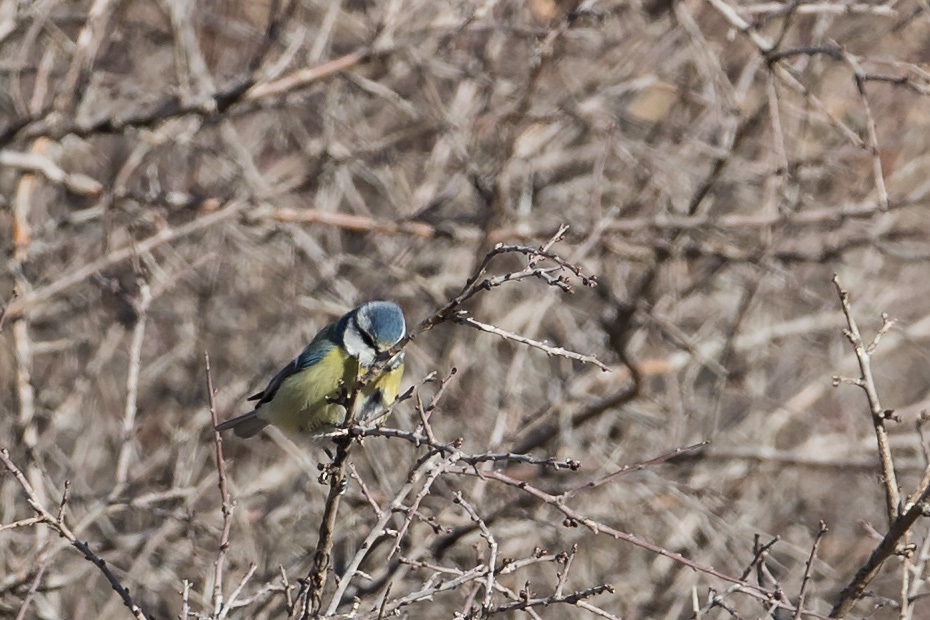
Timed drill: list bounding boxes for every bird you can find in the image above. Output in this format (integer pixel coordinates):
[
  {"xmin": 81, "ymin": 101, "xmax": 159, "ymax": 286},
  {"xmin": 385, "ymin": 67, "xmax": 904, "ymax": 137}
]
[{"xmin": 216, "ymin": 301, "xmax": 407, "ymax": 438}]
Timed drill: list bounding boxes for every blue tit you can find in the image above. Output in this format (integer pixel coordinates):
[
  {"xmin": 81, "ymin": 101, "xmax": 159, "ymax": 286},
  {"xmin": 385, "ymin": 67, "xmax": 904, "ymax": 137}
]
[{"xmin": 216, "ymin": 301, "xmax": 406, "ymax": 438}]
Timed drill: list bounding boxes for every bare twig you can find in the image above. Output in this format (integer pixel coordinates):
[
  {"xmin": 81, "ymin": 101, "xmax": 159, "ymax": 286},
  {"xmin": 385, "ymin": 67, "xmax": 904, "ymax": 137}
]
[
  {"xmin": 348, "ymin": 463, "xmax": 384, "ymax": 518},
  {"xmin": 794, "ymin": 522, "xmax": 828, "ymax": 620},
  {"xmin": 487, "ymin": 584, "xmax": 615, "ymax": 615},
  {"xmin": 907, "ymin": 412, "xmax": 930, "ymax": 510},
  {"xmin": 563, "ymin": 441, "xmax": 708, "ymax": 497},
  {"xmin": 218, "ymin": 563, "xmax": 257, "ymax": 620},
  {"xmin": 323, "ymin": 425, "xmax": 581, "ymax": 471},
  {"xmin": 453, "ymin": 311, "xmax": 611, "ymax": 371},
  {"xmin": 386, "ymin": 452, "xmax": 461, "ymax": 562},
  {"xmin": 13, "ymin": 561, "xmax": 47, "ymax": 620},
  {"xmin": 0, "ymin": 449, "xmax": 150, "ymax": 620},
  {"xmin": 554, "ymin": 545, "xmax": 576, "ymax": 599},
  {"xmin": 383, "ymin": 554, "xmax": 558, "ymax": 615},
  {"xmin": 447, "ymin": 465, "xmax": 828, "ymax": 619},
  {"xmin": 453, "ymin": 492, "xmax": 498, "ymax": 612},
  {"xmin": 0, "ymin": 516, "xmax": 44, "ymax": 533},
  {"xmin": 411, "ymin": 225, "xmax": 596, "ymax": 338},
  {"xmin": 831, "ymin": 275, "xmax": 900, "ymax": 524},
  {"xmin": 830, "ymin": 484, "xmax": 930, "ymax": 617},
  {"xmin": 206, "ymin": 352, "xmax": 234, "ymax": 617}
]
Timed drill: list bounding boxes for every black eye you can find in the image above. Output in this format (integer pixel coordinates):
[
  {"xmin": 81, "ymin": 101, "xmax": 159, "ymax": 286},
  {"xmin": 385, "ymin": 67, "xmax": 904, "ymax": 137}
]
[{"xmin": 358, "ymin": 326, "xmax": 378, "ymax": 350}]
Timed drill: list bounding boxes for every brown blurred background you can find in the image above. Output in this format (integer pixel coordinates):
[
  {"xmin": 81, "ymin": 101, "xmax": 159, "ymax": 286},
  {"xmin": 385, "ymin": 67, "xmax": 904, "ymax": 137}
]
[{"xmin": 2, "ymin": 0, "xmax": 930, "ymax": 618}]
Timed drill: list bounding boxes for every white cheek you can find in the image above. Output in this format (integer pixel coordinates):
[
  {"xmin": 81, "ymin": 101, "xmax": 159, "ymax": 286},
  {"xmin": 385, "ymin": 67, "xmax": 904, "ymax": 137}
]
[{"xmin": 343, "ymin": 329, "xmax": 375, "ymax": 367}]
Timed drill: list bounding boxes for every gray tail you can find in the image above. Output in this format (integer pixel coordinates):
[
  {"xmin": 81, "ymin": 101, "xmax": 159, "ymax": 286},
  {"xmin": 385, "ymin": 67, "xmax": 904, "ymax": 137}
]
[{"xmin": 215, "ymin": 411, "xmax": 269, "ymax": 438}]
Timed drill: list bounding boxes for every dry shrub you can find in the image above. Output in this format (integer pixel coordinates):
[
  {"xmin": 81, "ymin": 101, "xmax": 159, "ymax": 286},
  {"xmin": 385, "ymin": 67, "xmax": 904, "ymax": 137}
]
[{"xmin": 2, "ymin": 1, "xmax": 930, "ymax": 618}]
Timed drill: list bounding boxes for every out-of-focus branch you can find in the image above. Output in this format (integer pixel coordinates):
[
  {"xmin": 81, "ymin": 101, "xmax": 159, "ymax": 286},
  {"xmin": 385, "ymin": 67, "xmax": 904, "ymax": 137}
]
[
  {"xmin": 55, "ymin": 0, "xmax": 124, "ymax": 116},
  {"xmin": 706, "ymin": 0, "xmax": 866, "ymax": 147},
  {"xmin": 563, "ymin": 441, "xmax": 708, "ymax": 497},
  {"xmin": 112, "ymin": 281, "xmax": 153, "ymax": 493},
  {"xmin": 740, "ymin": 2, "xmax": 897, "ymax": 16},
  {"xmin": 272, "ymin": 207, "xmax": 437, "ymax": 238},
  {"xmin": 844, "ymin": 50, "xmax": 889, "ymax": 209},
  {"xmin": 14, "ymin": 560, "xmax": 47, "ymax": 620},
  {"xmin": 0, "ymin": 149, "xmax": 102, "ymax": 194},
  {"xmin": 3, "ymin": 199, "xmax": 244, "ymax": 321},
  {"xmin": 0, "ymin": 449, "xmax": 150, "ymax": 620}
]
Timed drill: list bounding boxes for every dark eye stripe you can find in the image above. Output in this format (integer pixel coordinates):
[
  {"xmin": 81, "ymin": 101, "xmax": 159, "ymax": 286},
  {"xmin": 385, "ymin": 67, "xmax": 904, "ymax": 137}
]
[
  {"xmin": 360, "ymin": 328, "xmax": 377, "ymax": 350},
  {"xmin": 354, "ymin": 318, "xmax": 378, "ymax": 350}
]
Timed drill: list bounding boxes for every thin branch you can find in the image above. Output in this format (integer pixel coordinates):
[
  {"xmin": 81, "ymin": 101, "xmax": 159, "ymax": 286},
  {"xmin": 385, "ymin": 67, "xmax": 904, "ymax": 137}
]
[
  {"xmin": 831, "ymin": 274, "xmax": 900, "ymax": 524},
  {"xmin": 830, "ymin": 484, "xmax": 930, "ymax": 617},
  {"xmin": 0, "ymin": 149, "xmax": 103, "ymax": 194},
  {"xmin": 13, "ymin": 561, "xmax": 47, "ymax": 620},
  {"xmin": 794, "ymin": 522, "xmax": 828, "ymax": 620},
  {"xmin": 563, "ymin": 441, "xmax": 708, "ymax": 497},
  {"xmin": 272, "ymin": 207, "xmax": 437, "ymax": 237},
  {"xmin": 453, "ymin": 493, "xmax": 498, "ymax": 612},
  {"xmin": 218, "ymin": 563, "xmax": 257, "ymax": 620},
  {"xmin": 447, "ymin": 466, "xmax": 829, "ymax": 619},
  {"xmin": 487, "ymin": 584, "xmax": 615, "ymax": 615},
  {"xmin": 0, "ymin": 515, "xmax": 44, "ymax": 533},
  {"xmin": 844, "ymin": 51, "xmax": 889, "ymax": 209},
  {"xmin": 412, "ymin": 225, "xmax": 596, "ymax": 338},
  {"xmin": 112, "ymin": 281, "xmax": 153, "ymax": 492},
  {"xmin": 322, "ymin": 425, "xmax": 581, "ymax": 471},
  {"xmin": 206, "ymin": 352, "xmax": 234, "ymax": 617},
  {"xmin": 453, "ymin": 312, "xmax": 610, "ymax": 371},
  {"xmin": 0, "ymin": 449, "xmax": 150, "ymax": 620},
  {"xmin": 382, "ymin": 554, "xmax": 558, "ymax": 615},
  {"xmin": 386, "ymin": 452, "xmax": 461, "ymax": 562}
]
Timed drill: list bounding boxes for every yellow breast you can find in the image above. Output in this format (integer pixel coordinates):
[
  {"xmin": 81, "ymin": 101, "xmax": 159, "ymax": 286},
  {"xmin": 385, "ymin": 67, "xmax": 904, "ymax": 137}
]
[
  {"xmin": 264, "ymin": 347, "xmax": 353, "ymax": 434},
  {"xmin": 263, "ymin": 348, "xmax": 404, "ymax": 435}
]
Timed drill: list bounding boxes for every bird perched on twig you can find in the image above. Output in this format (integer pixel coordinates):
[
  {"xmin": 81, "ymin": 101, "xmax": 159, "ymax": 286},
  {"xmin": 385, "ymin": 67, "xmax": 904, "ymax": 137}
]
[{"xmin": 216, "ymin": 301, "xmax": 406, "ymax": 438}]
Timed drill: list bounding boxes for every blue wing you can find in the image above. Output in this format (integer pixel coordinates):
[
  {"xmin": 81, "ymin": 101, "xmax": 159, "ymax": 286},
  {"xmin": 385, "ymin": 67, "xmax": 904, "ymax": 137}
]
[{"xmin": 247, "ymin": 322, "xmax": 338, "ymax": 408}]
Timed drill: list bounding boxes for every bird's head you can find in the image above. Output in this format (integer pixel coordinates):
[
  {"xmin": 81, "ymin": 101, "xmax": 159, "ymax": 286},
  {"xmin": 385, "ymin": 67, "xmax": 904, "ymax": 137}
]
[{"xmin": 342, "ymin": 301, "xmax": 406, "ymax": 368}]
